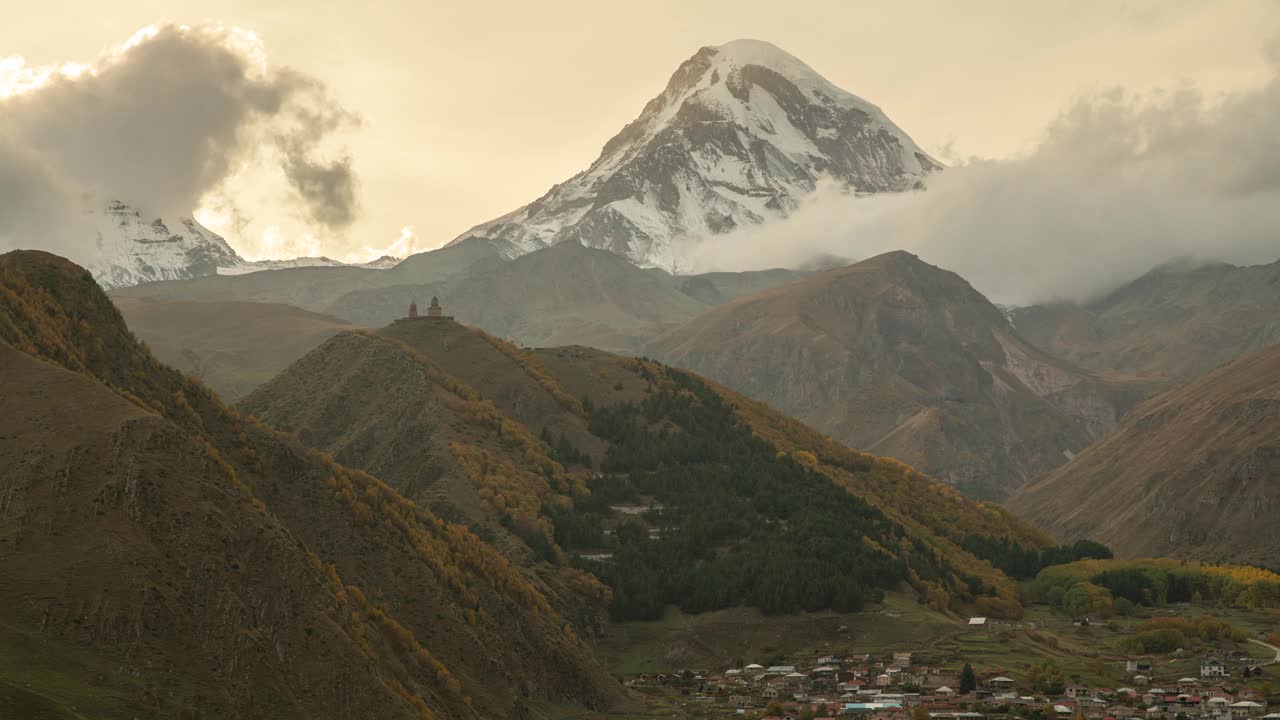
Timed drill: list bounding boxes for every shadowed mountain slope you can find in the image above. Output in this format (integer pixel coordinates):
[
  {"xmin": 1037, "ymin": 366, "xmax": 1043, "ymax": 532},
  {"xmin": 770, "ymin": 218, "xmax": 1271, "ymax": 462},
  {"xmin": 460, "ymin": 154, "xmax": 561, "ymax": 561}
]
[
  {"xmin": 1012, "ymin": 258, "xmax": 1280, "ymax": 381},
  {"xmin": 113, "ymin": 240, "xmax": 804, "ymax": 354},
  {"xmin": 0, "ymin": 250, "xmax": 620, "ymax": 719},
  {"xmin": 1007, "ymin": 344, "xmax": 1280, "ymax": 566},
  {"xmin": 114, "ymin": 296, "xmax": 357, "ymax": 400}
]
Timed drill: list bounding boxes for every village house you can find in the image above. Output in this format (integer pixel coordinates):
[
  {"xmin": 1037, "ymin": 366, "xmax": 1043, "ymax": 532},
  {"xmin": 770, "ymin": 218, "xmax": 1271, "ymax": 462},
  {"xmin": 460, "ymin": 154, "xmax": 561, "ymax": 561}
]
[
  {"xmin": 1232, "ymin": 701, "xmax": 1267, "ymax": 718},
  {"xmin": 989, "ymin": 676, "xmax": 1016, "ymax": 691},
  {"xmin": 1206, "ymin": 696, "xmax": 1233, "ymax": 719},
  {"xmin": 1202, "ymin": 658, "xmax": 1229, "ymax": 679}
]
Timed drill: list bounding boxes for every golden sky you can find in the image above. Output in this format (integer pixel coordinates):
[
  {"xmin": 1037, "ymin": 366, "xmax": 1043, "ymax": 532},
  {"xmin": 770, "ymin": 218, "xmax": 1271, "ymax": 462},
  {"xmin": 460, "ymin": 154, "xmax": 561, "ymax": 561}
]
[{"xmin": 3, "ymin": 0, "xmax": 1277, "ymax": 260}]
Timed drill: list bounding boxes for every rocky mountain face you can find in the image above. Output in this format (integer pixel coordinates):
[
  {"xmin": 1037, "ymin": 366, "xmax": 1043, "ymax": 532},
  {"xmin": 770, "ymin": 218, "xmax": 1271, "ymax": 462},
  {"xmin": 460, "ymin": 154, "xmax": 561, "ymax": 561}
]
[
  {"xmin": 448, "ymin": 39, "xmax": 938, "ymax": 270},
  {"xmin": 83, "ymin": 201, "xmax": 400, "ymax": 290},
  {"xmin": 1007, "ymin": 344, "xmax": 1280, "ymax": 567},
  {"xmin": 0, "ymin": 250, "xmax": 621, "ymax": 718},
  {"xmin": 648, "ymin": 251, "xmax": 1151, "ymax": 500},
  {"xmin": 1011, "ymin": 258, "xmax": 1280, "ymax": 381}
]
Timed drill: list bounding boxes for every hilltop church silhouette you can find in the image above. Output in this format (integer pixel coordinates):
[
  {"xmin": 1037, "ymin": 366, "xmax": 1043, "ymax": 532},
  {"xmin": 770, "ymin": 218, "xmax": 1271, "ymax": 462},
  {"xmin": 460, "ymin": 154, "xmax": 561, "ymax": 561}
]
[{"xmin": 407, "ymin": 296, "xmax": 451, "ymax": 320}]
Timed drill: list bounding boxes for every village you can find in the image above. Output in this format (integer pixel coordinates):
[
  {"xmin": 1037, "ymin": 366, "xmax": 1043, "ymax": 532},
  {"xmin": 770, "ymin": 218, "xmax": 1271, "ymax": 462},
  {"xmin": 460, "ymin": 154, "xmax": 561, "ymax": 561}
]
[{"xmin": 621, "ymin": 628, "xmax": 1278, "ymax": 720}]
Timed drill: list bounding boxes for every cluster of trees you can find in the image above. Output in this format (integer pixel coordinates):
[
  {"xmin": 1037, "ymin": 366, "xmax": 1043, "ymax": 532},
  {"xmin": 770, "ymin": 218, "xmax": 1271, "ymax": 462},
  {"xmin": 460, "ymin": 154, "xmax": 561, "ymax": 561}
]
[
  {"xmin": 960, "ymin": 535, "xmax": 1113, "ymax": 580},
  {"xmin": 571, "ymin": 369, "xmax": 967, "ymax": 621},
  {"xmin": 1030, "ymin": 559, "xmax": 1280, "ymax": 616},
  {"xmin": 1025, "ymin": 661, "xmax": 1067, "ymax": 696},
  {"xmin": 1123, "ymin": 616, "xmax": 1248, "ymax": 654},
  {"xmin": 539, "ymin": 427, "xmax": 592, "ymax": 469}
]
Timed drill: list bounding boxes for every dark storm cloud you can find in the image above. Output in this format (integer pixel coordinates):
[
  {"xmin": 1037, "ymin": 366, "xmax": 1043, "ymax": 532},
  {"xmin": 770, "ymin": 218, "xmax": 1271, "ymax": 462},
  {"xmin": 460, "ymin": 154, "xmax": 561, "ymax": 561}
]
[
  {"xmin": 0, "ymin": 24, "xmax": 359, "ymax": 263},
  {"xmin": 690, "ymin": 58, "xmax": 1280, "ymax": 306}
]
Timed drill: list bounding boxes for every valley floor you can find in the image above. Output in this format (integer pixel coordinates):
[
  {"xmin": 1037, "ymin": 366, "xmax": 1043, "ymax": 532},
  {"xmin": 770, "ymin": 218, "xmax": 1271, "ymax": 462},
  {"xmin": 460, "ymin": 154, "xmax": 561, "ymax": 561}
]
[{"xmin": 555, "ymin": 596, "xmax": 1280, "ymax": 720}]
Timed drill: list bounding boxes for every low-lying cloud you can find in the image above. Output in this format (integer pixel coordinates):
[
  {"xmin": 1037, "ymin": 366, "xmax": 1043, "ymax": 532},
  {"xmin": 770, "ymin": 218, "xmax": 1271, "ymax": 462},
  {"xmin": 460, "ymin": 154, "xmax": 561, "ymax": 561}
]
[
  {"xmin": 687, "ymin": 62, "xmax": 1280, "ymax": 306},
  {"xmin": 0, "ymin": 24, "xmax": 359, "ymax": 265}
]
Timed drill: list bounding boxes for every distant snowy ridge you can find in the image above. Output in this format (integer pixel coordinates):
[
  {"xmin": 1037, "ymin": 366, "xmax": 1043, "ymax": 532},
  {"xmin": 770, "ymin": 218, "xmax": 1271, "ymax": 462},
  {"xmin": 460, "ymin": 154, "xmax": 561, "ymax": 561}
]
[
  {"xmin": 216, "ymin": 254, "xmax": 401, "ymax": 275},
  {"xmin": 86, "ymin": 201, "xmax": 399, "ymax": 289},
  {"xmin": 448, "ymin": 38, "xmax": 938, "ymax": 271}
]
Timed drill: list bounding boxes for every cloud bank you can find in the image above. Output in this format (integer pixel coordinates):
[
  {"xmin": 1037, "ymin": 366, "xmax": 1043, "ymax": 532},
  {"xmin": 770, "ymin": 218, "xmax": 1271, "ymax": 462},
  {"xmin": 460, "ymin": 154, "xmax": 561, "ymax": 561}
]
[
  {"xmin": 0, "ymin": 24, "xmax": 359, "ymax": 265},
  {"xmin": 687, "ymin": 65, "xmax": 1280, "ymax": 306}
]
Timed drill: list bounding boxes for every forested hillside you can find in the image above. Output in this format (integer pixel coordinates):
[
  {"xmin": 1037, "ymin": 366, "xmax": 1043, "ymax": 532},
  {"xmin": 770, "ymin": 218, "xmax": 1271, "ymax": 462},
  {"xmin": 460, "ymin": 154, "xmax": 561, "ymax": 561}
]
[{"xmin": 246, "ymin": 315, "xmax": 1111, "ymax": 625}]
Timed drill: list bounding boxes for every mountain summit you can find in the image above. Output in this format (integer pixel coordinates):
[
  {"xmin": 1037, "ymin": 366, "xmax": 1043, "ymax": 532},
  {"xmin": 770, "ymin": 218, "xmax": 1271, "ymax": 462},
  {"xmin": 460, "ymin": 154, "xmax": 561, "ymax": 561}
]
[
  {"xmin": 87, "ymin": 200, "xmax": 249, "ymax": 289},
  {"xmin": 450, "ymin": 39, "xmax": 938, "ymax": 270},
  {"xmin": 84, "ymin": 201, "xmax": 401, "ymax": 289}
]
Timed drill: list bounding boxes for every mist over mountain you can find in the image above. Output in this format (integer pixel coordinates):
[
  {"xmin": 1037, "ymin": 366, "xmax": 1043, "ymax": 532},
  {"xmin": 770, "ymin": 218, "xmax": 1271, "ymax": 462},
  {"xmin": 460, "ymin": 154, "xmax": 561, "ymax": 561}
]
[
  {"xmin": 1011, "ymin": 258, "xmax": 1280, "ymax": 382},
  {"xmin": 0, "ymin": 24, "xmax": 359, "ymax": 268},
  {"xmin": 686, "ymin": 60, "xmax": 1280, "ymax": 306}
]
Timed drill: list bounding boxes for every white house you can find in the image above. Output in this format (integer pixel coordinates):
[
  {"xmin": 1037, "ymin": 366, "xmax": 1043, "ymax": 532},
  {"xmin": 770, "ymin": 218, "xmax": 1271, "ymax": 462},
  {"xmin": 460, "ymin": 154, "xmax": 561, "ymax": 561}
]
[{"xmin": 1201, "ymin": 658, "xmax": 1228, "ymax": 679}]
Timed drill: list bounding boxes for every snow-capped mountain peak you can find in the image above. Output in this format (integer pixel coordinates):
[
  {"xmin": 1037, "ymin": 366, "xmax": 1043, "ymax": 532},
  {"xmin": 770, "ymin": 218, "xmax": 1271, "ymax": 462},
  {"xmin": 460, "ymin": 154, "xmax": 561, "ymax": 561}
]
[
  {"xmin": 84, "ymin": 201, "xmax": 400, "ymax": 289},
  {"xmin": 87, "ymin": 201, "xmax": 249, "ymax": 290},
  {"xmin": 448, "ymin": 39, "xmax": 939, "ymax": 270}
]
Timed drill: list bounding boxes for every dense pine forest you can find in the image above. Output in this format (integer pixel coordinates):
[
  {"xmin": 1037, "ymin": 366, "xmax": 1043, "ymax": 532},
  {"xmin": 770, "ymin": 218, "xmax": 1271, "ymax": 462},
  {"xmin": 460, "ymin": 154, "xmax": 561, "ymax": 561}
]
[{"xmin": 567, "ymin": 368, "xmax": 968, "ymax": 621}]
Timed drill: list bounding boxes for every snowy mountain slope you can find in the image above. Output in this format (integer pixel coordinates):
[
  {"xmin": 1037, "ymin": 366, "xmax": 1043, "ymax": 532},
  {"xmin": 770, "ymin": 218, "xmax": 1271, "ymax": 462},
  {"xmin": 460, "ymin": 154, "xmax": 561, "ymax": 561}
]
[
  {"xmin": 449, "ymin": 39, "xmax": 939, "ymax": 270},
  {"xmin": 85, "ymin": 201, "xmax": 398, "ymax": 289},
  {"xmin": 87, "ymin": 201, "xmax": 250, "ymax": 290}
]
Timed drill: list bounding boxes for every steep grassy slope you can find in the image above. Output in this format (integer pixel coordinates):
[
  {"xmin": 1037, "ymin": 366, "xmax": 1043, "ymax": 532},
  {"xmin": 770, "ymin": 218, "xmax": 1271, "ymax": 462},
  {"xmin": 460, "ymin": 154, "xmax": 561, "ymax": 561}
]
[
  {"xmin": 0, "ymin": 345, "xmax": 423, "ymax": 720},
  {"xmin": 114, "ymin": 296, "xmax": 356, "ymax": 400},
  {"xmin": 245, "ymin": 314, "xmax": 1099, "ymax": 624},
  {"xmin": 1011, "ymin": 258, "xmax": 1280, "ymax": 381},
  {"xmin": 1008, "ymin": 345, "xmax": 1280, "ymax": 566},
  {"xmin": 0, "ymin": 250, "xmax": 620, "ymax": 719},
  {"xmin": 239, "ymin": 329, "xmax": 592, "ymax": 565},
  {"xmin": 648, "ymin": 251, "xmax": 1151, "ymax": 499}
]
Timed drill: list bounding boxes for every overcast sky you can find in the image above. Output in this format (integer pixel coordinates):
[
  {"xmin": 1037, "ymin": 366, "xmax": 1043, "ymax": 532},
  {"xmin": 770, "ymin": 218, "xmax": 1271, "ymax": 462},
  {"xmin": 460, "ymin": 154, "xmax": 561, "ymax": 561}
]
[{"xmin": 2, "ymin": 0, "xmax": 1277, "ymax": 261}]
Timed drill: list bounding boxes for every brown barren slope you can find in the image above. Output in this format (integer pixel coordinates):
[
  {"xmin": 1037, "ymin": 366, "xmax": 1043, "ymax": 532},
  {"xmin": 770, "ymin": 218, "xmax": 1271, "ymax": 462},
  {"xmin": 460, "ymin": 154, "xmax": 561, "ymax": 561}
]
[
  {"xmin": 649, "ymin": 251, "xmax": 1150, "ymax": 499},
  {"xmin": 1007, "ymin": 344, "xmax": 1280, "ymax": 566}
]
